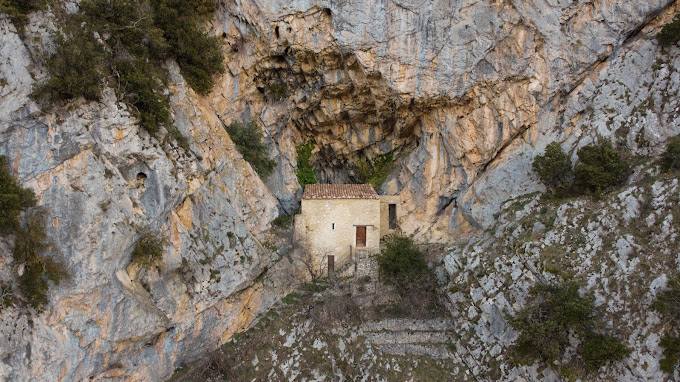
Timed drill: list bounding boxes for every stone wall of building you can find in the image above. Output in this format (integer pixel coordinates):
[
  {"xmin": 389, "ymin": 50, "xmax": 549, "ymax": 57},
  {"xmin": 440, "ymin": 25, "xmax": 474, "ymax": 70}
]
[{"xmin": 297, "ymin": 198, "xmax": 380, "ymax": 268}]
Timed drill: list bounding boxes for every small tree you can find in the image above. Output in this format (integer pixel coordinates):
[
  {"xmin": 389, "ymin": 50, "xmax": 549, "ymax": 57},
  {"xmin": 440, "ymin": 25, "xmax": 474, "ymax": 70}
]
[
  {"xmin": 573, "ymin": 140, "xmax": 630, "ymax": 195},
  {"xmin": 356, "ymin": 153, "xmax": 394, "ymax": 189},
  {"xmin": 657, "ymin": 14, "xmax": 680, "ymax": 47},
  {"xmin": 661, "ymin": 136, "xmax": 680, "ymax": 172},
  {"xmin": 225, "ymin": 121, "xmax": 276, "ymax": 178},
  {"xmin": 532, "ymin": 142, "xmax": 573, "ymax": 195}
]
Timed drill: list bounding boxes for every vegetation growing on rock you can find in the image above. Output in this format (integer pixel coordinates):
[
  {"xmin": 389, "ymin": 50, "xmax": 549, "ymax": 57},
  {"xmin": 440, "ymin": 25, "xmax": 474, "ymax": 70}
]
[
  {"xmin": 225, "ymin": 121, "xmax": 276, "ymax": 178},
  {"xmin": 653, "ymin": 275, "xmax": 680, "ymax": 373},
  {"xmin": 295, "ymin": 142, "xmax": 317, "ymax": 186},
  {"xmin": 0, "ymin": 156, "xmax": 67, "ymax": 312},
  {"xmin": 131, "ymin": 230, "xmax": 165, "ymax": 267},
  {"xmin": 574, "ymin": 140, "xmax": 630, "ymax": 195},
  {"xmin": 14, "ymin": 210, "xmax": 68, "ymax": 311},
  {"xmin": 356, "ymin": 153, "xmax": 394, "ymax": 189},
  {"xmin": 34, "ymin": 0, "xmax": 224, "ymax": 147},
  {"xmin": 661, "ymin": 135, "xmax": 680, "ymax": 172},
  {"xmin": 0, "ymin": 0, "xmax": 48, "ymax": 29},
  {"xmin": 532, "ymin": 140, "xmax": 630, "ymax": 197},
  {"xmin": 0, "ymin": 156, "xmax": 36, "ymax": 233},
  {"xmin": 657, "ymin": 14, "xmax": 680, "ymax": 47},
  {"xmin": 510, "ymin": 280, "xmax": 629, "ymax": 374},
  {"xmin": 532, "ymin": 142, "xmax": 573, "ymax": 196}
]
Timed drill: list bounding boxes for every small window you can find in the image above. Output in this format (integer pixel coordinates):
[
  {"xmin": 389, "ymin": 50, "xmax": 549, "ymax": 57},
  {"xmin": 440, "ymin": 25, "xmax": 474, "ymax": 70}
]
[
  {"xmin": 388, "ymin": 204, "xmax": 397, "ymax": 229},
  {"xmin": 331, "ymin": 223, "xmax": 335, "ymax": 230}
]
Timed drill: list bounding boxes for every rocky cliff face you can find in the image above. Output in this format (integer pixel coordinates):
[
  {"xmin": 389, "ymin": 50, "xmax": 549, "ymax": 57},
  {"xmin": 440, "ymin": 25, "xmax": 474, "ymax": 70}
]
[{"xmin": 0, "ymin": 0, "xmax": 679, "ymax": 380}]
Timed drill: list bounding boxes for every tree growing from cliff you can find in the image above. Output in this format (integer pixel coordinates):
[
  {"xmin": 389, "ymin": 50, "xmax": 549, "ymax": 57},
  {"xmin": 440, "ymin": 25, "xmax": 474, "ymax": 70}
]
[
  {"xmin": 573, "ymin": 140, "xmax": 630, "ymax": 195},
  {"xmin": 0, "ymin": 0, "xmax": 48, "ymax": 29},
  {"xmin": 33, "ymin": 0, "xmax": 223, "ymax": 149},
  {"xmin": 0, "ymin": 156, "xmax": 36, "ymax": 233},
  {"xmin": 510, "ymin": 280, "xmax": 629, "ymax": 374},
  {"xmin": 356, "ymin": 153, "xmax": 395, "ymax": 189},
  {"xmin": 532, "ymin": 143, "xmax": 573, "ymax": 196},
  {"xmin": 226, "ymin": 121, "xmax": 276, "ymax": 178}
]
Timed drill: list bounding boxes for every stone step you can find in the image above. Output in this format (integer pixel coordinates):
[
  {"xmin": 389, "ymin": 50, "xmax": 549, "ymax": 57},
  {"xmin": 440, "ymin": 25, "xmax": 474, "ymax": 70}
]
[
  {"xmin": 375, "ymin": 343, "xmax": 455, "ymax": 359},
  {"xmin": 364, "ymin": 330, "xmax": 454, "ymax": 345},
  {"xmin": 360, "ymin": 318, "xmax": 455, "ymax": 332}
]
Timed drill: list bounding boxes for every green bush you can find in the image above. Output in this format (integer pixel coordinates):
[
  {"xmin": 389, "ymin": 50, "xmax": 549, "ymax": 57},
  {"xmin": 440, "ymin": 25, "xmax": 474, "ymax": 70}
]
[
  {"xmin": 661, "ymin": 136, "xmax": 680, "ymax": 172},
  {"xmin": 35, "ymin": 0, "xmax": 223, "ymax": 146},
  {"xmin": 0, "ymin": 156, "xmax": 36, "ymax": 234},
  {"xmin": 13, "ymin": 211, "xmax": 68, "ymax": 311},
  {"xmin": 532, "ymin": 142, "xmax": 573, "ymax": 194},
  {"xmin": 510, "ymin": 280, "xmax": 629, "ymax": 372},
  {"xmin": 574, "ymin": 140, "xmax": 630, "ymax": 194},
  {"xmin": 225, "ymin": 121, "xmax": 276, "ymax": 178},
  {"xmin": 34, "ymin": 30, "xmax": 106, "ymax": 103},
  {"xmin": 654, "ymin": 275, "xmax": 680, "ymax": 373},
  {"xmin": 657, "ymin": 14, "xmax": 680, "ymax": 47},
  {"xmin": 660, "ymin": 336, "xmax": 680, "ymax": 373},
  {"xmin": 131, "ymin": 230, "xmax": 165, "ymax": 267},
  {"xmin": 295, "ymin": 142, "xmax": 317, "ymax": 186},
  {"xmin": 378, "ymin": 235, "xmax": 428, "ymax": 287},
  {"xmin": 581, "ymin": 334, "xmax": 630, "ymax": 371},
  {"xmin": 265, "ymin": 81, "xmax": 288, "ymax": 102},
  {"xmin": 271, "ymin": 214, "xmax": 293, "ymax": 229},
  {"xmin": 152, "ymin": 0, "xmax": 224, "ymax": 94},
  {"xmin": 356, "ymin": 153, "xmax": 394, "ymax": 189},
  {"xmin": 0, "ymin": 0, "xmax": 48, "ymax": 29}
]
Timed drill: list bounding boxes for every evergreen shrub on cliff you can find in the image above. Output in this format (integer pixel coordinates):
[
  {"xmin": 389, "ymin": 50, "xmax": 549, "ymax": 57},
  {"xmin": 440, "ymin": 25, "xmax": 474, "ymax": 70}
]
[
  {"xmin": 226, "ymin": 121, "xmax": 276, "ymax": 178},
  {"xmin": 0, "ymin": 0, "xmax": 48, "ymax": 29},
  {"xmin": 653, "ymin": 275, "xmax": 680, "ymax": 373},
  {"xmin": 532, "ymin": 140, "xmax": 629, "ymax": 197},
  {"xmin": 532, "ymin": 142, "xmax": 573, "ymax": 195},
  {"xmin": 657, "ymin": 14, "xmax": 680, "ymax": 47},
  {"xmin": 510, "ymin": 280, "xmax": 629, "ymax": 374},
  {"xmin": 0, "ymin": 156, "xmax": 36, "ymax": 233},
  {"xmin": 661, "ymin": 136, "xmax": 680, "ymax": 172},
  {"xmin": 0, "ymin": 156, "xmax": 67, "ymax": 312},
  {"xmin": 574, "ymin": 140, "xmax": 630, "ymax": 195},
  {"xmin": 34, "ymin": 0, "xmax": 223, "ymax": 147},
  {"xmin": 131, "ymin": 230, "xmax": 165, "ymax": 267}
]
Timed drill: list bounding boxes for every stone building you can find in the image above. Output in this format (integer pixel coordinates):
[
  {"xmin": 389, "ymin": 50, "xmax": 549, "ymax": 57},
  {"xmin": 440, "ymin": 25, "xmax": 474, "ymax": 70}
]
[{"xmin": 294, "ymin": 184, "xmax": 400, "ymax": 271}]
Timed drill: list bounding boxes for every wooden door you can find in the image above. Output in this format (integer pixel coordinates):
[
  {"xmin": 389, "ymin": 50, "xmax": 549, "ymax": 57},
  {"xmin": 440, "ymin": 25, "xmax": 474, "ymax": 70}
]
[{"xmin": 355, "ymin": 226, "xmax": 367, "ymax": 248}]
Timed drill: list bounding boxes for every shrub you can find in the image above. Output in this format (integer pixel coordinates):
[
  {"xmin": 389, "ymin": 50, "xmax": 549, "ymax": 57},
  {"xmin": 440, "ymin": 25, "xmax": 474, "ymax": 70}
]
[
  {"xmin": 35, "ymin": 0, "xmax": 222, "ymax": 146},
  {"xmin": 661, "ymin": 136, "xmax": 680, "ymax": 172},
  {"xmin": 660, "ymin": 336, "xmax": 680, "ymax": 373},
  {"xmin": 33, "ymin": 30, "xmax": 106, "ymax": 103},
  {"xmin": 131, "ymin": 230, "xmax": 165, "ymax": 267},
  {"xmin": 152, "ymin": 0, "xmax": 224, "ymax": 94},
  {"xmin": 13, "ymin": 211, "xmax": 68, "ymax": 311},
  {"xmin": 532, "ymin": 142, "xmax": 573, "ymax": 194},
  {"xmin": 272, "ymin": 214, "xmax": 293, "ymax": 229},
  {"xmin": 657, "ymin": 14, "xmax": 680, "ymax": 47},
  {"xmin": 295, "ymin": 142, "xmax": 317, "ymax": 186},
  {"xmin": 573, "ymin": 140, "xmax": 630, "ymax": 194},
  {"xmin": 265, "ymin": 81, "xmax": 288, "ymax": 102},
  {"xmin": 378, "ymin": 235, "xmax": 428, "ymax": 287},
  {"xmin": 356, "ymin": 153, "xmax": 394, "ymax": 189},
  {"xmin": 510, "ymin": 280, "xmax": 629, "ymax": 371},
  {"xmin": 0, "ymin": 156, "xmax": 36, "ymax": 234},
  {"xmin": 0, "ymin": 0, "xmax": 48, "ymax": 29},
  {"xmin": 654, "ymin": 275, "xmax": 680, "ymax": 373},
  {"xmin": 226, "ymin": 121, "xmax": 276, "ymax": 178},
  {"xmin": 581, "ymin": 334, "xmax": 630, "ymax": 371}
]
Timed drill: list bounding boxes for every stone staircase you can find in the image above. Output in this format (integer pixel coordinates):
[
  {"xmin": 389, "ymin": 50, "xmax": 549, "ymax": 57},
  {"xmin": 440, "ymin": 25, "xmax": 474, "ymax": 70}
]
[{"xmin": 360, "ymin": 318, "xmax": 457, "ymax": 359}]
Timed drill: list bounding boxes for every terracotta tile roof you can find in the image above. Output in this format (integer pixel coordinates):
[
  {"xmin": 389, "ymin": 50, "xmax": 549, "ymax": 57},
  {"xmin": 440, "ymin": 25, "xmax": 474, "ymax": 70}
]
[{"xmin": 302, "ymin": 184, "xmax": 379, "ymax": 200}]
